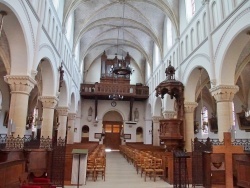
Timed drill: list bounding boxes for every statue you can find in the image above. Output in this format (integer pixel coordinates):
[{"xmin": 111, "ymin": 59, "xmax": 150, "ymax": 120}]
[{"xmin": 58, "ymin": 63, "xmax": 64, "ymax": 92}]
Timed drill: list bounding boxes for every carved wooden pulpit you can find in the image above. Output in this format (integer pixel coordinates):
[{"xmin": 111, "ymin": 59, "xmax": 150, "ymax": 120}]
[{"xmin": 155, "ymin": 61, "xmax": 184, "ymax": 151}]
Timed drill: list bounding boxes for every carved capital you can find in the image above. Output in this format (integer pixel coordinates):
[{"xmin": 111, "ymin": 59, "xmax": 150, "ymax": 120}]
[
  {"xmin": 210, "ymin": 85, "xmax": 239, "ymax": 102},
  {"xmin": 39, "ymin": 96, "xmax": 58, "ymax": 109},
  {"xmin": 152, "ymin": 116, "xmax": 162, "ymax": 123},
  {"xmin": 184, "ymin": 102, "xmax": 198, "ymax": 113},
  {"xmin": 68, "ymin": 113, "xmax": 77, "ymax": 120},
  {"xmin": 4, "ymin": 75, "xmax": 36, "ymax": 95},
  {"xmin": 162, "ymin": 110, "xmax": 176, "ymax": 119},
  {"xmin": 56, "ymin": 107, "xmax": 69, "ymax": 116}
]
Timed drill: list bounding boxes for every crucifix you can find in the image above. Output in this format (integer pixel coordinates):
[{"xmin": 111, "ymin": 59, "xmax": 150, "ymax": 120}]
[{"xmin": 212, "ymin": 132, "xmax": 244, "ymax": 188}]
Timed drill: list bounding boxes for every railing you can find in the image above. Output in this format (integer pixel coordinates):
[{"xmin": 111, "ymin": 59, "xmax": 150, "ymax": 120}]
[
  {"xmin": 0, "ymin": 135, "xmax": 66, "ymax": 150},
  {"xmin": 192, "ymin": 137, "xmax": 250, "ymax": 152},
  {"xmin": 81, "ymin": 82, "xmax": 149, "ymax": 98}
]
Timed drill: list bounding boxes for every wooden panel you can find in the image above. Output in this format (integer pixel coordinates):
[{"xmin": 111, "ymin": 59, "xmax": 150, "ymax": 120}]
[
  {"xmin": 0, "ymin": 160, "xmax": 25, "ymax": 188},
  {"xmin": 236, "ymin": 159, "xmax": 250, "ymax": 188},
  {"xmin": 24, "ymin": 149, "xmax": 50, "ymax": 177}
]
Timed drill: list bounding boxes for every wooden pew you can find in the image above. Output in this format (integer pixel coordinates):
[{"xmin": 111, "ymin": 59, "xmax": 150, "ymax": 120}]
[
  {"xmin": 0, "ymin": 159, "xmax": 26, "ymax": 187},
  {"xmin": 233, "ymin": 153, "xmax": 250, "ymax": 188}
]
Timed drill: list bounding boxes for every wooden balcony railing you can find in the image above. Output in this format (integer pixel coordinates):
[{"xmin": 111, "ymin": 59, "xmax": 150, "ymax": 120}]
[{"xmin": 80, "ymin": 82, "xmax": 149, "ymax": 100}]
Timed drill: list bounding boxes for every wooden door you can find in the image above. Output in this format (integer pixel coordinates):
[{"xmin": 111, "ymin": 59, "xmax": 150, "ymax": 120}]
[{"xmin": 103, "ymin": 122, "xmax": 122, "ymax": 150}]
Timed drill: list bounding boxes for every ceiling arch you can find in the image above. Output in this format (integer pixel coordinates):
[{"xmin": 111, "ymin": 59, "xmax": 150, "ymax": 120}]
[{"xmin": 63, "ymin": 0, "xmax": 179, "ymax": 81}]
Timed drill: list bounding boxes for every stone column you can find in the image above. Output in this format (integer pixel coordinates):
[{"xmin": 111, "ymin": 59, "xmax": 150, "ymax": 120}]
[
  {"xmin": 210, "ymin": 85, "xmax": 239, "ymax": 140},
  {"xmin": 162, "ymin": 110, "xmax": 176, "ymax": 119},
  {"xmin": 4, "ymin": 75, "xmax": 36, "ymax": 137},
  {"xmin": 184, "ymin": 102, "xmax": 198, "ymax": 152},
  {"xmin": 39, "ymin": 96, "xmax": 58, "ymax": 138},
  {"xmin": 152, "ymin": 116, "xmax": 162, "ymax": 146},
  {"xmin": 67, "ymin": 113, "xmax": 76, "ymax": 144},
  {"xmin": 56, "ymin": 106, "xmax": 69, "ymax": 139}
]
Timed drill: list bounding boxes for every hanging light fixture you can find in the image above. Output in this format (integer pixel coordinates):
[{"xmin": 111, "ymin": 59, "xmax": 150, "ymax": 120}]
[
  {"xmin": 110, "ymin": 1, "xmax": 134, "ymax": 76},
  {"xmin": 0, "ymin": 11, "xmax": 7, "ymax": 38}
]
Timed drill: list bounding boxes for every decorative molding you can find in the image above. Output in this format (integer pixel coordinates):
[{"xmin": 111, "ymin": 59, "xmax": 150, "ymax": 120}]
[
  {"xmin": 210, "ymin": 85, "xmax": 239, "ymax": 102},
  {"xmin": 152, "ymin": 116, "xmax": 162, "ymax": 123},
  {"xmin": 68, "ymin": 113, "xmax": 77, "ymax": 120},
  {"xmin": 56, "ymin": 107, "xmax": 69, "ymax": 116},
  {"xmin": 4, "ymin": 75, "xmax": 36, "ymax": 94},
  {"xmin": 39, "ymin": 96, "xmax": 58, "ymax": 109},
  {"xmin": 184, "ymin": 102, "xmax": 198, "ymax": 113},
  {"xmin": 162, "ymin": 110, "xmax": 176, "ymax": 119}
]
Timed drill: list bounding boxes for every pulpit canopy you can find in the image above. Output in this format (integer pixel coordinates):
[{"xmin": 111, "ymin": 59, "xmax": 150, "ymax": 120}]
[{"xmin": 155, "ymin": 61, "xmax": 184, "ymax": 100}]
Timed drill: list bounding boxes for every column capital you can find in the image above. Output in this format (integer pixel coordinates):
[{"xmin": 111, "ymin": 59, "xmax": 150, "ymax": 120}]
[
  {"xmin": 210, "ymin": 85, "xmax": 239, "ymax": 102},
  {"xmin": 68, "ymin": 113, "xmax": 77, "ymax": 120},
  {"xmin": 152, "ymin": 116, "xmax": 162, "ymax": 123},
  {"xmin": 162, "ymin": 110, "xmax": 176, "ymax": 119},
  {"xmin": 4, "ymin": 75, "xmax": 36, "ymax": 95},
  {"xmin": 56, "ymin": 106, "xmax": 69, "ymax": 116},
  {"xmin": 184, "ymin": 102, "xmax": 198, "ymax": 113},
  {"xmin": 39, "ymin": 96, "xmax": 58, "ymax": 109}
]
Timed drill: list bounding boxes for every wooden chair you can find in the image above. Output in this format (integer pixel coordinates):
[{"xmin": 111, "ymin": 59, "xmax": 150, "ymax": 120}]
[
  {"xmin": 95, "ymin": 157, "xmax": 105, "ymax": 181},
  {"xmin": 143, "ymin": 158, "xmax": 154, "ymax": 181},
  {"xmin": 153, "ymin": 158, "xmax": 164, "ymax": 181},
  {"xmin": 86, "ymin": 157, "xmax": 96, "ymax": 181}
]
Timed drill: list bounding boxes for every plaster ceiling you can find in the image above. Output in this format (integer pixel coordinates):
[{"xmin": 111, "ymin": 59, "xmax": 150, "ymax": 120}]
[{"xmin": 63, "ymin": 0, "xmax": 179, "ymax": 75}]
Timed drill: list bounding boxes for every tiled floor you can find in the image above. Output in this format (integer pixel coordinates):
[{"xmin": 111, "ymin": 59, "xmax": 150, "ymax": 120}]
[{"xmin": 65, "ymin": 150, "xmax": 173, "ymax": 188}]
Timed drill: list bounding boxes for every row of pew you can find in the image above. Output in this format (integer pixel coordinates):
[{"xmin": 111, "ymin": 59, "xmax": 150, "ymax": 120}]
[
  {"xmin": 86, "ymin": 145, "xmax": 106, "ymax": 182},
  {"xmin": 119, "ymin": 144, "xmax": 167, "ymax": 182}
]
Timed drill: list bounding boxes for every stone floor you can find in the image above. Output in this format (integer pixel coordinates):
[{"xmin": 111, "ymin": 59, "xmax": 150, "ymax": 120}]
[{"xmin": 65, "ymin": 150, "xmax": 173, "ymax": 188}]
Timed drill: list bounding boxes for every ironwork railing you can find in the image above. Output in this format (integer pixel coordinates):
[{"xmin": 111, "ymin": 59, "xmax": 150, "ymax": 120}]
[{"xmin": 233, "ymin": 139, "xmax": 250, "ymax": 152}]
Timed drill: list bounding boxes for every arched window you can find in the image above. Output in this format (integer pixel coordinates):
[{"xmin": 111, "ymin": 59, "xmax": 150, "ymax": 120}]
[
  {"xmin": 185, "ymin": 0, "xmax": 196, "ymax": 22},
  {"xmin": 181, "ymin": 41, "xmax": 184, "ymax": 60},
  {"xmin": 231, "ymin": 102, "xmax": 236, "ymax": 138},
  {"xmin": 167, "ymin": 18, "xmax": 173, "ymax": 49},
  {"xmin": 66, "ymin": 13, "xmax": 73, "ymax": 42},
  {"xmin": 197, "ymin": 21, "xmax": 201, "ymax": 45},
  {"xmin": 190, "ymin": 28, "xmax": 194, "ymax": 51},
  {"xmin": 203, "ymin": 13, "xmax": 207, "ymax": 38},
  {"xmin": 48, "ymin": 9, "xmax": 51, "ymax": 32},
  {"xmin": 201, "ymin": 106, "xmax": 209, "ymax": 134},
  {"xmin": 185, "ymin": 35, "xmax": 189, "ymax": 56}
]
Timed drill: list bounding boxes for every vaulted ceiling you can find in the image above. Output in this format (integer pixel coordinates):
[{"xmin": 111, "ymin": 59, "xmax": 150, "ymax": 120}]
[{"xmin": 63, "ymin": 0, "xmax": 179, "ymax": 76}]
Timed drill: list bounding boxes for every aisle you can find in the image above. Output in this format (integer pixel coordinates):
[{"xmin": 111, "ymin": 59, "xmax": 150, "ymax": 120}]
[{"xmin": 65, "ymin": 151, "xmax": 172, "ymax": 188}]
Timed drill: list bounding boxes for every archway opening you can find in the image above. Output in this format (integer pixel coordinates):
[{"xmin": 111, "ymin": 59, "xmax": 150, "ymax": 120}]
[
  {"xmin": 103, "ymin": 110, "xmax": 123, "ymax": 150},
  {"xmin": 136, "ymin": 127, "xmax": 143, "ymax": 143},
  {"xmin": 81, "ymin": 125, "xmax": 89, "ymax": 143}
]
